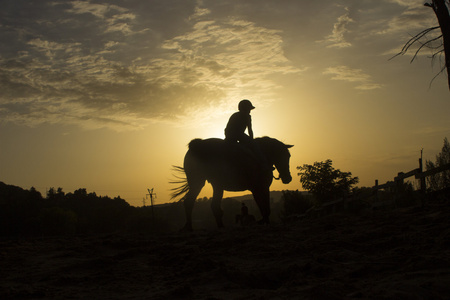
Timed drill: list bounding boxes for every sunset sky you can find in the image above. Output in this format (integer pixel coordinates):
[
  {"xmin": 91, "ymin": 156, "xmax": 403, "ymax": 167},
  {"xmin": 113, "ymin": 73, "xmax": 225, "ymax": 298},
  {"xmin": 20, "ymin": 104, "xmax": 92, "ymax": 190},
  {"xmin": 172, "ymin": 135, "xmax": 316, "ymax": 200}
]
[{"xmin": 1, "ymin": 0, "xmax": 450, "ymax": 207}]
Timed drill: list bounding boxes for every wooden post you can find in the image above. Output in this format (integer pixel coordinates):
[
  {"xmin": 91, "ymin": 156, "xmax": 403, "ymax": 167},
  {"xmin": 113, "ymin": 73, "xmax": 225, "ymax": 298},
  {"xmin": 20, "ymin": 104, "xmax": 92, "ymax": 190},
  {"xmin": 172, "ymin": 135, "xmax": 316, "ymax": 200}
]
[
  {"xmin": 395, "ymin": 172, "xmax": 404, "ymax": 206},
  {"xmin": 418, "ymin": 158, "xmax": 426, "ymax": 207},
  {"xmin": 396, "ymin": 172, "xmax": 404, "ymax": 186},
  {"xmin": 375, "ymin": 179, "xmax": 379, "ymax": 202},
  {"xmin": 419, "ymin": 158, "xmax": 426, "ymax": 192}
]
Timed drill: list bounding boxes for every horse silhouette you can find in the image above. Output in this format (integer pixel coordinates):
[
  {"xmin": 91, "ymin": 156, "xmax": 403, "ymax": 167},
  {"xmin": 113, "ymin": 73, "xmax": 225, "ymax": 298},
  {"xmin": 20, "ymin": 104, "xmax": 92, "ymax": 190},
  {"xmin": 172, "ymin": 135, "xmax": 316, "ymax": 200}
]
[{"xmin": 172, "ymin": 137, "xmax": 293, "ymax": 231}]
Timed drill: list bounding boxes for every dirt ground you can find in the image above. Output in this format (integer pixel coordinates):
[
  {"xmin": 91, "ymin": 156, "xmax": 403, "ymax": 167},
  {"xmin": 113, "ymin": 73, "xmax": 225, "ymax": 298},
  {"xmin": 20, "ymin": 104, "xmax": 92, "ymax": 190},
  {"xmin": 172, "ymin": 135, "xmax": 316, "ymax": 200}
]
[{"xmin": 1, "ymin": 202, "xmax": 450, "ymax": 299}]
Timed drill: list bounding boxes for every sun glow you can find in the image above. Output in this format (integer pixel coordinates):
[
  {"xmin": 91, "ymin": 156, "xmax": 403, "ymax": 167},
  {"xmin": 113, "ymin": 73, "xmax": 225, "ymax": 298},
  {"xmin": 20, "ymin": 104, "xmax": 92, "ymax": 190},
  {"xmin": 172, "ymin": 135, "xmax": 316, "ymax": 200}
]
[{"xmin": 195, "ymin": 114, "xmax": 228, "ymax": 139}]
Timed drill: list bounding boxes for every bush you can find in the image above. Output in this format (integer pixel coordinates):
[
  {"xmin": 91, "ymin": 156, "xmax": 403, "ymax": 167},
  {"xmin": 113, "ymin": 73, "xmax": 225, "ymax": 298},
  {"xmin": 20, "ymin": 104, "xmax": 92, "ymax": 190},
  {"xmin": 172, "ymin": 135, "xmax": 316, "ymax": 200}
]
[
  {"xmin": 280, "ymin": 190, "xmax": 314, "ymax": 221},
  {"xmin": 297, "ymin": 159, "xmax": 358, "ymax": 204}
]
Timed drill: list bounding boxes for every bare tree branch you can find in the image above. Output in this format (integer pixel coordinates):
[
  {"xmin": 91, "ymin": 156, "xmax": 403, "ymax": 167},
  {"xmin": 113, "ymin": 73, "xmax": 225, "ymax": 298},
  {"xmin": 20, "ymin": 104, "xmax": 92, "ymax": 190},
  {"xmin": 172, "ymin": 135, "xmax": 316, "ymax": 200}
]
[
  {"xmin": 431, "ymin": 48, "xmax": 445, "ymax": 61},
  {"xmin": 389, "ymin": 26, "xmax": 440, "ymax": 61},
  {"xmin": 412, "ymin": 34, "xmax": 443, "ymax": 63},
  {"xmin": 429, "ymin": 64, "xmax": 447, "ymax": 90},
  {"xmin": 392, "ymin": 0, "xmax": 450, "ymax": 90},
  {"xmin": 429, "ymin": 0, "xmax": 450, "ymax": 90}
]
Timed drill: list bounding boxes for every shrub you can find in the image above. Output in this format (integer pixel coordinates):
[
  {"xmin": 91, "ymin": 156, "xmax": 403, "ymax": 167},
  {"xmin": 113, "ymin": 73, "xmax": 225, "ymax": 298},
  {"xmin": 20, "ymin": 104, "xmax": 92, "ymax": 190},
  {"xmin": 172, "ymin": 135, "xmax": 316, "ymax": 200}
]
[{"xmin": 280, "ymin": 190, "xmax": 314, "ymax": 220}]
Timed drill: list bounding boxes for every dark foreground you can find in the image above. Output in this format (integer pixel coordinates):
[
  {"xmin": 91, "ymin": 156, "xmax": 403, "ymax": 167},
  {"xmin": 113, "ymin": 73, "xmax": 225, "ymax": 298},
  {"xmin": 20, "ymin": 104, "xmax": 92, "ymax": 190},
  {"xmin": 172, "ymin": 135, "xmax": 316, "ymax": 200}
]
[{"xmin": 1, "ymin": 202, "xmax": 450, "ymax": 300}]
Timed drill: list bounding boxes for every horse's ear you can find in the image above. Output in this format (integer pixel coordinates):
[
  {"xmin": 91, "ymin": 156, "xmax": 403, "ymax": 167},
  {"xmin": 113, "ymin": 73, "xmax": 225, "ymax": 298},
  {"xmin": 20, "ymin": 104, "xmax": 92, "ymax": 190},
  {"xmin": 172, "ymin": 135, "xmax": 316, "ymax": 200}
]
[{"xmin": 286, "ymin": 144, "xmax": 294, "ymax": 148}]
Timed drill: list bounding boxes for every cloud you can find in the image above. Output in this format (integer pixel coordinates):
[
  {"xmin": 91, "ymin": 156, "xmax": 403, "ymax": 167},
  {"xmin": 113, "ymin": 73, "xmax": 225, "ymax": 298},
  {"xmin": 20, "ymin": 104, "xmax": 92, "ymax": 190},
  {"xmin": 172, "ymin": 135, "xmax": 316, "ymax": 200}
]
[
  {"xmin": 323, "ymin": 7, "xmax": 354, "ymax": 48},
  {"xmin": 189, "ymin": 6, "xmax": 211, "ymax": 20},
  {"xmin": 137, "ymin": 13, "xmax": 305, "ymax": 127},
  {"xmin": 0, "ymin": 0, "xmax": 304, "ymax": 130},
  {"xmin": 377, "ymin": 1, "xmax": 437, "ymax": 35},
  {"xmin": 323, "ymin": 66, "xmax": 382, "ymax": 90},
  {"xmin": 66, "ymin": 1, "xmax": 136, "ymax": 35},
  {"xmin": 385, "ymin": 0, "xmax": 425, "ymax": 9},
  {"xmin": 157, "ymin": 17, "xmax": 301, "ymax": 90},
  {"xmin": 66, "ymin": 1, "xmax": 128, "ymax": 19}
]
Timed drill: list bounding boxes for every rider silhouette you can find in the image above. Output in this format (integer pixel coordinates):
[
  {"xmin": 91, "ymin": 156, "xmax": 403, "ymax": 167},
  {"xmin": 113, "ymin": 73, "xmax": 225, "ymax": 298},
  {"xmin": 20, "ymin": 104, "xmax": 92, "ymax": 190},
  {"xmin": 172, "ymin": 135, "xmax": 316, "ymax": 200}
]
[
  {"xmin": 224, "ymin": 99, "xmax": 254, "ymax": 144},
  {"xmin": 225, "ymin": 100, "xmax": 271, "ymax": 170}
]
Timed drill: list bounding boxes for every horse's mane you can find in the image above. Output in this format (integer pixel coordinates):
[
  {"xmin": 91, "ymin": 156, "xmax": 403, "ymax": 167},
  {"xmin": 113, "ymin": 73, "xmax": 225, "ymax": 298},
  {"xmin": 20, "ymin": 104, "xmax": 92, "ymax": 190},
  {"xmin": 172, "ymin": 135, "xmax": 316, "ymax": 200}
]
[{"xmin": 256, "ymin": 136, "xmax": 286, "ymax": 146}]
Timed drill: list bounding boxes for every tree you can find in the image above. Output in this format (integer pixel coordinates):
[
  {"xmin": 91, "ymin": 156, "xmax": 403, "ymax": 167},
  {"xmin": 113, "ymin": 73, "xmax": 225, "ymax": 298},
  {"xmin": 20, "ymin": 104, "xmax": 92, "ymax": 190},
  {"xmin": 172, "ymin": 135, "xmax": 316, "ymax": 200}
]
[
  {"xmin": 393, "ymin": 0, "xmax": 450, "ymax": 89},
  {"xmin": 47, "ymin": 187, "xmax": 65, "ymax": 202},
  {"xmin": 426, "ymin": 137, "xmax": 450, "ymax": 191},
  {"xmin": 297, "ymin": 159, "xmax": 359, "ymax": 203}
]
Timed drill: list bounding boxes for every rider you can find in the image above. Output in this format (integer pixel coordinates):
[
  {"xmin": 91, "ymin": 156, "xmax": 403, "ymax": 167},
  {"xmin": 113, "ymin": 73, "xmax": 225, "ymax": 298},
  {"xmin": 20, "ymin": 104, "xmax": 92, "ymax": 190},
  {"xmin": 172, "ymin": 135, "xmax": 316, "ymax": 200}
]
[
  {"xmin": 225, "ymin": 99, "xmax": 271, "ymax": 170},
  {"xmin": 224, "ymin": 99, "xmax": 254, "ymax": 144}
]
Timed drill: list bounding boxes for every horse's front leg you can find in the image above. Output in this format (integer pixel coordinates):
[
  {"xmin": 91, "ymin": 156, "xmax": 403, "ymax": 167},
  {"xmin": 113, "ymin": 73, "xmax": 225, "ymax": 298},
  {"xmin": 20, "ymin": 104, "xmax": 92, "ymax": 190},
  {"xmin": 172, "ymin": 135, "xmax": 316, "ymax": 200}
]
[
  {"xmin": 211, "ymin": 187, "xmax": 224, "ymax": 228},
  {"xmin": 252, "ymin": 188, "xmax": 271, "ymax": 224}
]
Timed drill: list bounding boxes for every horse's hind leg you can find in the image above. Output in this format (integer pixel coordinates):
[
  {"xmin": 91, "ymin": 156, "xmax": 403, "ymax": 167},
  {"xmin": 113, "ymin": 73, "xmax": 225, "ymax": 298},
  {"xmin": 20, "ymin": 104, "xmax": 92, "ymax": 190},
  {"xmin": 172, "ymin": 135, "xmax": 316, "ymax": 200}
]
[
  {"xmin": 211, "ymin": 187, "xmax": 224, "ymax": 228},
  {"xmin": 183, "ymin": 182, "xmax": 204, "ymax": 232}
]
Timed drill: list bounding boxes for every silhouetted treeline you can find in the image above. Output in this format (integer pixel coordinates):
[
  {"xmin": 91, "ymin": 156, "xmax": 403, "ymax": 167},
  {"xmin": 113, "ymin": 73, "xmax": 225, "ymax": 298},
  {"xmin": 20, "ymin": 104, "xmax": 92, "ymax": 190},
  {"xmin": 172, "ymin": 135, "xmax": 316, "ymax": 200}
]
[
  {"xmin": 0, "ymin": 182, "xmax": 184, "ymax": 236},
  {"xmin": 0, "ymin": 181, "xmax": 376, "ymax": 237},
  {"xmin": 0, "ymin": 182, "xmax": 138, "ymax": 236},
  {"xmin": 4, "ymin": 181, "xmax": 430, "ymax": 237},
  {"xmin": 0, "ymin": 182, "xmax": 287, "ymax": 237}
]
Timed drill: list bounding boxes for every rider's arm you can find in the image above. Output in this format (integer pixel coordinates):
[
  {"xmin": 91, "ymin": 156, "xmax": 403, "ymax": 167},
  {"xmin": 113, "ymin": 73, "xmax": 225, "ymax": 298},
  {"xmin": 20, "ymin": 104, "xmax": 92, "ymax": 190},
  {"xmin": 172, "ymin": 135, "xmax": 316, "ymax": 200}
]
[{"xmin": 247, "ymin": 115, "xmax": 254, "ymax": 139}]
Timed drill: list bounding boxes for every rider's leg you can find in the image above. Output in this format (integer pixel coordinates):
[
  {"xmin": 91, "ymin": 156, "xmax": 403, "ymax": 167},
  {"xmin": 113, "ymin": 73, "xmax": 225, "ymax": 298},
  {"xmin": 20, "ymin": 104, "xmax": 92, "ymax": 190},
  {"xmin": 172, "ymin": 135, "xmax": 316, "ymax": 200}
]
[{"xmin": 239, "ymin": 135, "xmax": 272, "ymax": 171}]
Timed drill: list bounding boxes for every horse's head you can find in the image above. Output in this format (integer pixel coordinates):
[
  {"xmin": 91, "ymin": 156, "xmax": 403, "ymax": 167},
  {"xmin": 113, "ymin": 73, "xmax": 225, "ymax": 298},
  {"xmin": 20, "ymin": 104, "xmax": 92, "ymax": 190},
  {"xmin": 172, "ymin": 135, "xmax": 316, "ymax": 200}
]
[
  {"xmin": 274, "ymin": 143, "xmax": 293, "ymax": 184},
  {"xmin": 258, "ymin": 137, "xmax": 293, "ymax": 184}
]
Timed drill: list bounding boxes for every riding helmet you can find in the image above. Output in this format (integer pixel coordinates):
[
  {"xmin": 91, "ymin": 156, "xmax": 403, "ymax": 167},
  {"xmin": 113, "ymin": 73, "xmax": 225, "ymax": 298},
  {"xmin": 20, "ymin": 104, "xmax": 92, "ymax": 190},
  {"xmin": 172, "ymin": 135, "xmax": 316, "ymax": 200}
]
[{"xmin": 238, "ymin": 99, "xmax": 255, "ymax": 111}]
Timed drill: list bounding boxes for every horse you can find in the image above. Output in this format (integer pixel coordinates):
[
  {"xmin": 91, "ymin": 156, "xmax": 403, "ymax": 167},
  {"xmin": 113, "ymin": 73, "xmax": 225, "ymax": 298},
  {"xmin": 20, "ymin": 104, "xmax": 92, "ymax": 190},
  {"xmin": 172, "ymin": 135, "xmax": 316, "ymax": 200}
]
[{"xmin": 171, "ymin": 137, "xmax": 293, "ymax": 231}]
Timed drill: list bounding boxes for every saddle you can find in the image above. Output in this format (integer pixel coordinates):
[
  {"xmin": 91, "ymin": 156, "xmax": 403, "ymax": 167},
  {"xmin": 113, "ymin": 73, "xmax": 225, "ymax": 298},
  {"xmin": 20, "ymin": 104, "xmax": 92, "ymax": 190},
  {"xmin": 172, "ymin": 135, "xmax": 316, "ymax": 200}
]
[
  {"xmin": 225, "ymin": 140, "xmax": 273, "ymax": 172},
  {"xmin": 224, "ymin": 140, "xmax": 258, "ymax": 161}
]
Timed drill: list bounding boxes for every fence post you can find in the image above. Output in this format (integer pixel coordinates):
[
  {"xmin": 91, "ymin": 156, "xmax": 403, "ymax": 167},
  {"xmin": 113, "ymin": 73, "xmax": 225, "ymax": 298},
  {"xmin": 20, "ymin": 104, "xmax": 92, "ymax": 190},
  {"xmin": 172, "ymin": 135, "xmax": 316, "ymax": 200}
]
[
  {"xmin": 375, "ymin": 179, "xmax": 379, "ymax": 202},
  {"xmin": 395, "ymin": 172, "xmax": 405, "ymax": 206},
  {"xmin": 418, "ymin": 158, "xmax": 426, "ymax": 192},
  {"xmin": 396, "ymin": 172, "xmax": 404, "ymax": 185},
  {"xmin": 418, "ymin": 158, "xmax": 426, "ymax": 206}
]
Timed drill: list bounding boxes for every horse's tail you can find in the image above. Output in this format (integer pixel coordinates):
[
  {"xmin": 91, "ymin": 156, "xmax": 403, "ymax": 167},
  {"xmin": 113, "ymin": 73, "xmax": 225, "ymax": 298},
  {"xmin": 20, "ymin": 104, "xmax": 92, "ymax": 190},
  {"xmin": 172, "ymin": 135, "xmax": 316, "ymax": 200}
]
[{"xmin": 170, "ymin": 165, "xmax": 189, "ymax": 201}]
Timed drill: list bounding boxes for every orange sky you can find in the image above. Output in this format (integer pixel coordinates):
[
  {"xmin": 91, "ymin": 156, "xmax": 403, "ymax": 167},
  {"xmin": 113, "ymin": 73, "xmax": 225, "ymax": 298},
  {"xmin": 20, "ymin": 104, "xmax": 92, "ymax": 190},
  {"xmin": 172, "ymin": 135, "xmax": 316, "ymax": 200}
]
[{"xmin": 1, "ymin": 0, "xmax": 450, "ymax": 206}]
